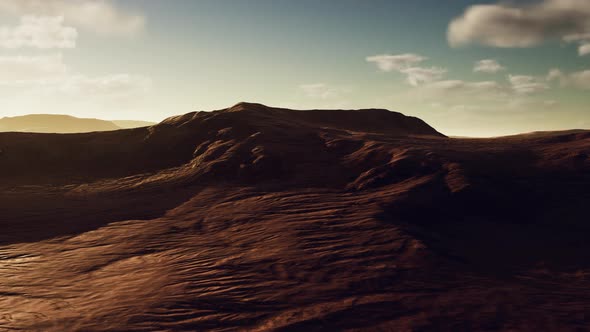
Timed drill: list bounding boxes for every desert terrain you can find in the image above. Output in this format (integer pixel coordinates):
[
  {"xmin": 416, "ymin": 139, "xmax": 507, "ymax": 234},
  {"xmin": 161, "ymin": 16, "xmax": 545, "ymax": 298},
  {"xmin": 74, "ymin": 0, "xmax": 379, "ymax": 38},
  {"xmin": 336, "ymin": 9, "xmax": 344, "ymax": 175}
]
[
  {"xmin": 1, "ymin": 102, "xmax": 589, "ymax": 331},
  {"xmin": 0, "ymin": 115, "xmax": 155, "ymax": 134}
]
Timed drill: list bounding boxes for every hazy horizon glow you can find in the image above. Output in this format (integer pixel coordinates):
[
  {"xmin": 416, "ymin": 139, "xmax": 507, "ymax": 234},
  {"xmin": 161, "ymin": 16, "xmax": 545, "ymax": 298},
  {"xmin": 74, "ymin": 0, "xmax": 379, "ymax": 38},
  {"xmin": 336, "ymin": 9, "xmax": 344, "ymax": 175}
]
[{"xmin": 0, "ymin": 0, "xmax": 589, "ymax": 137}]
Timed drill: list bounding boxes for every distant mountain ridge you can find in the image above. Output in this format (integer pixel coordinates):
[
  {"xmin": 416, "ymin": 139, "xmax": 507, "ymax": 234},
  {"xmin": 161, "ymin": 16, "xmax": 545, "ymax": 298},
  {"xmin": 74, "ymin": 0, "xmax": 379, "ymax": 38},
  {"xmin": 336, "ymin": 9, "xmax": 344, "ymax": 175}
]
[{"xmin": 0, "ymin": 114, "xmax": 155, "ymax": 133}]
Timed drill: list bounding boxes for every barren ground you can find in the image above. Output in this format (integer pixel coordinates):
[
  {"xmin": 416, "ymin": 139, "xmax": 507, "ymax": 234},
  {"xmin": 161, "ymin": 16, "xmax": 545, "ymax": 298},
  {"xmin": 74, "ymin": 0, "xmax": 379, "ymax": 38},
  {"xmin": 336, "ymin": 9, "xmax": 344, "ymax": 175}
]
[{"xmin": 1, "ymin": 103, "xmax": 589, "ymax": 331}]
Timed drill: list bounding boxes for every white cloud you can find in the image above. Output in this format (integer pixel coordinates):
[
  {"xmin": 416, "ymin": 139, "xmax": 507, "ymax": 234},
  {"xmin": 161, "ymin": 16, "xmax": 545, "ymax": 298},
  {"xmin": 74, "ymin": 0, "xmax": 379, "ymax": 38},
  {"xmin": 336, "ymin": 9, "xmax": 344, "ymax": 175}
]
[
  {"xmin": 11, "ymin": 74, "xmax": 153, "ymax": 98},
  {"xmin": 547, "ymin": 68, "xmax": 565, "ymax": 82},
  {"xmin": 448, "ymin": 0, "xmax": 590, "ymax": 49},
  {"xmin": 0, "ymin": 0, "xmax": 145, "ymax": 37},
  {"xmin": 563, "ymin": 32, "xmax": 590, "ymax": 56},
  {"xmin": 397, "ymin": 79, "xmax": 509, "ymax": 112},
  {"xmin": 366, "ymin": 53, "xmax": 447, "ymax": 86},
  {"xmin": 505, "ymin": 97, "xmax": 559, "ymax": 111},
  {"xmin": 578, "ymin": 43, "xmax": 590, "ymax": 56},
  {"xmin": 0, "ymin": 54, "xmax": 68, "ymax": 82},
  {"xmin": 413, "ymin": 80, "xmax": 508, "ymax": 103},
  {"xmin": 0, "ymin": 2, "xmax": 148, "ymax": 118},
  {"xmin": 568, "ymin": 70, "xmax": 590, "ymax": 90},
  {"xmin": 404, "ymin": 75, "xmax": 559, "ymax": 113},
  {"xmin": 366, "ymin": 53, "xmax": 426, "ymax": 72},
  {"xmin": 50, "ymin": 74, "xmax": 152, "ymax": 96},
  {"xmin": 400, "ymin": 67, "xmax": 447, "ymax": 86},
  {"xmin": 546, "ymin": 68, "xmax": 590, "ymax": 90},
  {"xmin": 426, "ymin": 80, "xmax": 504, "ymax": 93},
  {"xmin": 0, "ymin": 53, "xmax": 151, "ymax": 97},
  {"xmin": 299, "ymin": 83, "xmax": 345, "ymax": 99},
  {"xmin": 563, "ymin": 32, "xmax": 590, "ymax": 43},
  {"xmin": 473, "ymin": 59, "xmax": 505, "ymax": 73},
  {"xmin": 0, "ymin": 16, "xmax": 77, "ymax": 49},
  {"xmin": 508, "ymin": 75, "xmax": 549, "ymax": 94}
]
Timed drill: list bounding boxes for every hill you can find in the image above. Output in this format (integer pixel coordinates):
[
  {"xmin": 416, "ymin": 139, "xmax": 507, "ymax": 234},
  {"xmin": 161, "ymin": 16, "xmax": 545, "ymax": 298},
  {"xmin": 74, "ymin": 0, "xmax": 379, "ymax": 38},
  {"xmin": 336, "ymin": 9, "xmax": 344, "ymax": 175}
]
[
  {"xmin": 111, "ymin": 120, "xmax": 156, "ymax": 129},
  {"xmin": 0, "ymin": 114, "xmax": 155, "ymax": 133},
  {"xmin": 0, "ymin": 103, "xmax": 588, "ymax": 331},
  {"xmin": 0, "ymin": 114, "xmax": 121, "ymax": 133}
]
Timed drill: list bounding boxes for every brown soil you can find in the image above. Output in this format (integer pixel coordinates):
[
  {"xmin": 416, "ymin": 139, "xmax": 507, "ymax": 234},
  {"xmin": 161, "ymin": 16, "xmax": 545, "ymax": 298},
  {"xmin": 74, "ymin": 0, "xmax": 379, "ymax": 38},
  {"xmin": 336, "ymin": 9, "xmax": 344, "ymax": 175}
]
[{"xmin": 1, "ymin": 103, "xmax": 589, "ymax": 331}]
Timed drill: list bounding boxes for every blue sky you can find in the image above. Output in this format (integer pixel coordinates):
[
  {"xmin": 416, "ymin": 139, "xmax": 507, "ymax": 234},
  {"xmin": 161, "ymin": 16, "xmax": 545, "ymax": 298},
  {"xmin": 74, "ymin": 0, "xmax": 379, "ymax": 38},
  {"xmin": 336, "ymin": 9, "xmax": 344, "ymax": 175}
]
[{"xmin": 0, "ymin": 0, "xmax": 589, "ymax": 136}]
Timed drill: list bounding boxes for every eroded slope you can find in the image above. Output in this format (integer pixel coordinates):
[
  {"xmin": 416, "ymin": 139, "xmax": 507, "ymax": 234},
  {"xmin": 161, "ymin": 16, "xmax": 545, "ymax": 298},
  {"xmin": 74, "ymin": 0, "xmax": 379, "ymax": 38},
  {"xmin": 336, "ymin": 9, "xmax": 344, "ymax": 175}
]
[{"xmin": 1, "ymin": 103, "xmax": 589, "ymax": 331}]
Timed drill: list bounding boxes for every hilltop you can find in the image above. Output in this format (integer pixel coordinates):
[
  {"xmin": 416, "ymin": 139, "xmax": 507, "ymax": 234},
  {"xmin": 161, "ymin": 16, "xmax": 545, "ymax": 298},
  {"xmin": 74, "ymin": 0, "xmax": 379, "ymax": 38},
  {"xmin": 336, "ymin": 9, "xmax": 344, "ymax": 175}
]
[
  {"xmin": 0, "ymin": 103, "xmax": 589, "ymax": 331},
  {"xmin": 0, "ymin": 114, "xmax": 155, "ymax": 133}
]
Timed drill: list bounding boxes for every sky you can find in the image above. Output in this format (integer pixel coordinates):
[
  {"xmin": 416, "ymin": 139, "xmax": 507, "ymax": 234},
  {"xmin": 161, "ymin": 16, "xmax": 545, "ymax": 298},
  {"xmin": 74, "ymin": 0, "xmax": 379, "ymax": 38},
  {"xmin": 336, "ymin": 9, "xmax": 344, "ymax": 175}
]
[{"xmin": 0, "ymin": 0, "xmax": 589, "ymax": 137}]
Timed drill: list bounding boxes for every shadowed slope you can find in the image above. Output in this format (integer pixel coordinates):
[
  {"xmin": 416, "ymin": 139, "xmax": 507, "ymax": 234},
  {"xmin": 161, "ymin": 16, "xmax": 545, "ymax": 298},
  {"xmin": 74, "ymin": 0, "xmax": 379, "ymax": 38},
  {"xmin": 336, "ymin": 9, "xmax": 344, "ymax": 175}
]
[
  {"xmin": 0, "ymin": 103, "xmax": 589, "ymax": 331},
  {"xmin": 0, "ymin": 103, "xmax": 445, "ymax": 186}
]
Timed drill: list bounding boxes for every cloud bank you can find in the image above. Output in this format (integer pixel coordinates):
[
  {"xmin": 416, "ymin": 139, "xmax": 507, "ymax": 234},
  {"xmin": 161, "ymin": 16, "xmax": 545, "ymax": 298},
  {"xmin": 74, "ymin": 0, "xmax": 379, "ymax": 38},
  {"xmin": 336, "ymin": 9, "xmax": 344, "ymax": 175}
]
[
  {"xmin": 509, "ymin": 75, "xmax": 549, "ymax": 94},
  {"xmin": 0, "ymin": 53, "xmax": 151, "ymax": 98},
  {"xmin": 0, "ymin": 54, "xmax": 68, "ymax": 82},
  {"xmin": 0, "ymin": 0, "xmax": 145, "ymax": 36},
  {"xmin": 0, "ymin": 16, "xmax": 77, "ymax": 49},
  {"xmin": 448, "ymin": 0, "xmax": 590, "ymax": 56},
  {"xmin": 547, "ymin": 68, "xmax": 590, "ymax": 90}
]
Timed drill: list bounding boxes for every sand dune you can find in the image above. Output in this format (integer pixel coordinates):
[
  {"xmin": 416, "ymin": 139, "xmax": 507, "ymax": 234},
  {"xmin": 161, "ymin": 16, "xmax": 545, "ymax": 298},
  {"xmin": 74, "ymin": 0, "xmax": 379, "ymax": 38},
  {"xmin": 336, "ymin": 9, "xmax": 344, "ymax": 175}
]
[{"xmin": 1, "ymin": 103, "xmax": 589, "ymax": 331}]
